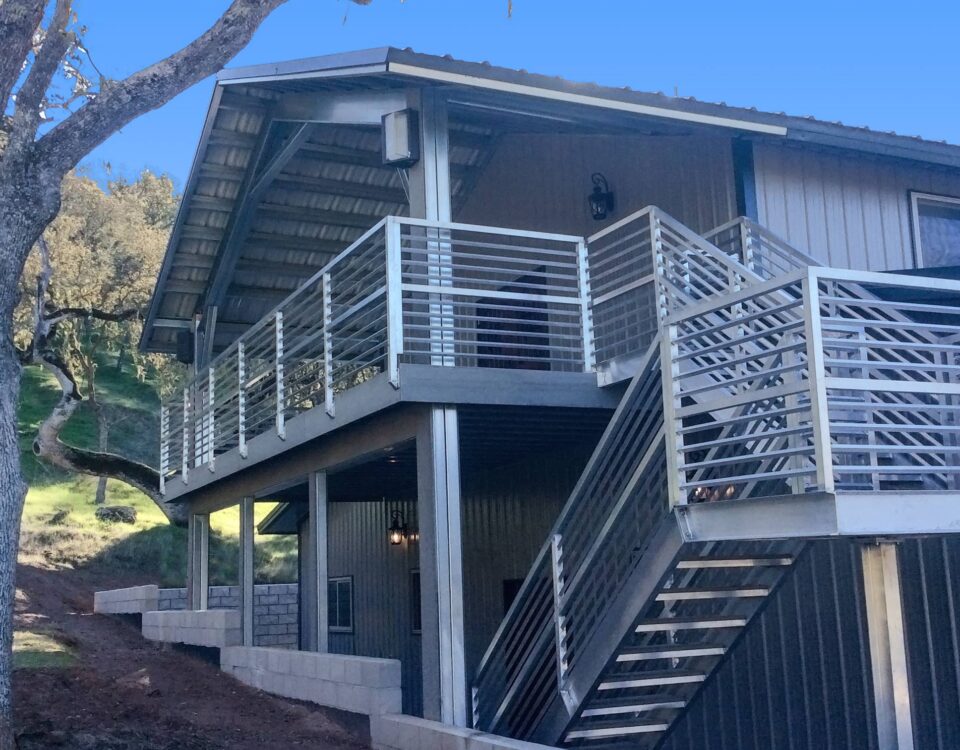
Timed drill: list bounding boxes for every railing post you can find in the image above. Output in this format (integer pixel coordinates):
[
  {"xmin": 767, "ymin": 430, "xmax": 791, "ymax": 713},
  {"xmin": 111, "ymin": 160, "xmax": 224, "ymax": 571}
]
[
  {"xmin": 576, "ymin": 238, "xmax": 596, "ymax": 373},
  {"xmin": 651, "ymin": 211, "xmax": 669, "ymax": 321},
  {"xmin": 386, "ymin": 217, "xmax": 404, "ymax": 388},
  {"xmin": 159, "ymin": 405, "xmax": 168, "ymax": 496},
  {"xmin": 275, "ymin": 310, "xmax": 286, "ymax": 440},
  {"xmin": 237, "ymin": 342, "xmax": 247, "ymax": 458},
  {"xmin": 739, "ymin": 218, "xmax": 757, "ymax": 274},
  {"xmin": 181, "ymin": 386, "xmax": 190, "ymax": 483},
  {"xmin": 550, "ymin": 533, "xmax": 576, "ymax": 713},
  {"xmin": 660, "ymin": 331, "xmax": 685, "ymax": 506},
  {"xmin": 207, "ymin": 366, "xmax": 215, "ymax": 471},
  {"xmin": 802, "ymin": 268, "xmax": 835, "ymax": 493},
  {"xmin": 322, "ymin": 272, "xmax": 335, "ymax": 418}
]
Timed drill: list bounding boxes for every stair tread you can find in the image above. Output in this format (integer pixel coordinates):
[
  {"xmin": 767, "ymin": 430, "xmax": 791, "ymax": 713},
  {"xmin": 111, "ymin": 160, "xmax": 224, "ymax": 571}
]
[
  {"xmin": 617, "ymin": 643, "xmax": 726, "ymax": 661},
  {"xmin": 581, "ymin": 695, "xmax": 688, "ymax": 716},
  {"xmin": 676, "ymin": 554, "xmax": 794, "ymax": 568},
  {"xmin": 656, "ymin": 584, "xmax": 770, "ymax": 600},
  {"xmin": 635, "ymin": 615, "xmax": 747, "ymax": 632},
  {"xmin": 566, "ymin": 722, "xmax": 669, "ymax": 741},
  {"xmin": 599, "ymin": 669, "xmax": 706, "ymax": 690}
]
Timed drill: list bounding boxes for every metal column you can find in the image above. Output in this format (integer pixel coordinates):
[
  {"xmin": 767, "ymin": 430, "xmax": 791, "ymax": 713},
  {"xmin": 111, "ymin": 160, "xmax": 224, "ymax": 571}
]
[
  {"xmin": 302, "ymin": 471, "xmax": 329, "ymax": 652},
  {"xmin": 407, "ymin": 88, "xmax": 453, "ymax": 367},
  {"xmin": 187, "ymin": 512, "xmax": 209, "ymax": 610},
  {"xmin": 861, "ymin": 542, "xmax": 915, "ymax": 750},
  {"xmin": 417, "ymin": 406, "xmax": 467, "ymax": 725},
  {"xmin": 239, "ymin": 497, "xmax": 255, "ymax": 647}
]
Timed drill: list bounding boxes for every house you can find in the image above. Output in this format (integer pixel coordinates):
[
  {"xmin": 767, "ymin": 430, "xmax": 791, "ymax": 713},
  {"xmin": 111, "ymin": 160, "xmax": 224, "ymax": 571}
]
[{"xmin": 134, "ymin": 47, "xmax": 960, "ymax": 750}]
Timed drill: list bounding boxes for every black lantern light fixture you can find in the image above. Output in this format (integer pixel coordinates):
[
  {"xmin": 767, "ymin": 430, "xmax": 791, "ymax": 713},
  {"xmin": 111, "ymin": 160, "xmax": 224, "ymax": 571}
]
[
  {"xmin": 388, "ymin": 509, "xmax": 409, "ymax": 546},
  {"xmin": 588, "ymin": 172, "xmax": 615, "ymax": 221}
]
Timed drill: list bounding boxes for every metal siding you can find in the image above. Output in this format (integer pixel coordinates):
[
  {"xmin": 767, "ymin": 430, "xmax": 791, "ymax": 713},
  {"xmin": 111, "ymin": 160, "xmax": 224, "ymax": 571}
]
[
  {"xmin": 661, "ymin": 540, "xmax": 878, "ymax": 750},
  {"xmin": 898, "ymin": 536, "xmax": 960, "ymax": 750},
  {"xmin": 456, "ymin": 134, "xmax": 737, "ymax": 236},
  {"xmin": 460, "ymin": 448, "xmax": 591, "ymax": 688},
  {"xmin": 326, "ymin": 499, "xmax": 423, "ymax": 715},
  {"xmin": 755, "ymin": 143, "xmax": 960, "ymax": 271}
]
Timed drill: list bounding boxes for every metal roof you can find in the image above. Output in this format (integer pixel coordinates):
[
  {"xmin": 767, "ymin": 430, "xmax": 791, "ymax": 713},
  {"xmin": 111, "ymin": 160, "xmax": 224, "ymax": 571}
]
[{"xmin": 142, "ymin": 46, "xmax": 960, "ymax": 354}]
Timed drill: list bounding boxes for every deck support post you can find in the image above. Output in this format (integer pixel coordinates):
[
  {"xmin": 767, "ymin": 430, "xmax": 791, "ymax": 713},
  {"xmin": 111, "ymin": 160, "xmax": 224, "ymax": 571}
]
[
  {"xmin": 861, "ymin": 541, "xmax": 914, "ymax": 750},
  {"xmin": 239, "ymin": 496, "xmax": 255, "ymax": 647},
  {"xmin": 417, "ymin": 406, "xmax": 467, "ymax": 725},
  {"xmin": 187, "ymin": 512, "xmax": 209, "ymax": 610},
  {"xmin": 301, "ymin": 471, "xmax": 329, "ymax": 652}
]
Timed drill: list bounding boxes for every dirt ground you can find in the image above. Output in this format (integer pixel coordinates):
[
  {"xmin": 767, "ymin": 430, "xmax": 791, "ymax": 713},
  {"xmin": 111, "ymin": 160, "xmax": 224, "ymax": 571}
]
[{"xmin": 13, "ymin": 562, "xmax": 372, "ymax": 749}]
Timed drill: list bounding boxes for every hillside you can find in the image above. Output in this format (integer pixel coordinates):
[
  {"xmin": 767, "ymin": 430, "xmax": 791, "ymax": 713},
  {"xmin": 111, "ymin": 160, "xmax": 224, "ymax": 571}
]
[{"xmin": 17, "ymin": 361, "xmax": 297, "ymax": 588}]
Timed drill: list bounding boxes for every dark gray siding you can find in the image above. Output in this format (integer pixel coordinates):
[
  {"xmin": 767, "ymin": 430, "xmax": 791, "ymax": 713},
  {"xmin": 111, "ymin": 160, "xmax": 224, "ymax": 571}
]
[
  {"xmin": 661, "ymin": 540, "xmax": 878, "ymax": 750},
  {"xmin": 326, "ymin": 499, "xmax": 423, "ymax": 715},
  {"xmin": 899, "ymin": 536, "xmax": 960, "ymax": 750}
]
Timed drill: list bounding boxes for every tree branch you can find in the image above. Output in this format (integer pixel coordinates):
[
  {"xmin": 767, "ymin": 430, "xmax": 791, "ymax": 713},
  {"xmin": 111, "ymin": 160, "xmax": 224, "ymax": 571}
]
[
  {"xmin": 38, "ymin": 0, "xmax": 290, "ymax": 173},
  {"xmin": 44, "ymin": 306, "xmax": 141, "ymax": 325},
  {"xmin": 0, "ymin": 0, "xmax": 45, "ymax": 115},
  {"xmin": 7, "ymin": 0, "xmax": 72, "ymax": 152}
]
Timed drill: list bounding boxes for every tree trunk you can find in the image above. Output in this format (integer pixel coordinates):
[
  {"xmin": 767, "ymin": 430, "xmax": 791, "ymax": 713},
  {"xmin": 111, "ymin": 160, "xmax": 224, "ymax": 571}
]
[
  {"xmin": 0, "ymin": 162, "xmax": 61, "ymax": 750},
  {"xmin": 94, "ymin": 405, "xmax": 108, "ymax": 506}
]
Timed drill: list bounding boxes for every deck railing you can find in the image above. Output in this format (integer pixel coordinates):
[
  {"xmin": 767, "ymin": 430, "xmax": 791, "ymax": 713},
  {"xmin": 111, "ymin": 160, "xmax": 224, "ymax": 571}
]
[
  {"xmin": 665, "ymin": 266, "xmax": 960, "ymax": 502},
  {"xmin": 160, "ymin": 217, "xmax": 592, "ymax": 491}
]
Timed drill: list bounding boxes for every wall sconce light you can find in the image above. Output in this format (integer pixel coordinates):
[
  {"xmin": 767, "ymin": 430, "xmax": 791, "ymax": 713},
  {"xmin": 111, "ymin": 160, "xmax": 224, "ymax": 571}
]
[
  {"xmin": 388, "ymin": 509, "xmax": 409, "ymax": 546},
  {"xmin": 588, "ymin": 172, "xmax": 615, "ymax": 221}
]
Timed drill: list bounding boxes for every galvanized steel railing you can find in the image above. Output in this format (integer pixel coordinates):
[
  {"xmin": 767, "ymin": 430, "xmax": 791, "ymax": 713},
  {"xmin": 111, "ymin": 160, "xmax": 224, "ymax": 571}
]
[
  {"xmin": 665, "ymin": 266, "xmax": 960, "ymax": 501},
  {"xmin": 471, "ymin": 339, "xmax": 667, "ymax": 738},
  {"xmin": 159, "ymin": 217, "xmax": 592, "ymax": 491}
]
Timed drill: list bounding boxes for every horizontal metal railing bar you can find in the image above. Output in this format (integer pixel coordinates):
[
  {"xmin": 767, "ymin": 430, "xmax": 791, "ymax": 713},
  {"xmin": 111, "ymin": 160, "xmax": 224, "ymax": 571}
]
[
  {"xmin": 403, "ymin": 274, "xmax": 579, "ymax": 295},
  {"xmin": 678, "ymin": 403, "xmax": 810, "ymax": 435},
  {"xmin": 666, "ymin": 269, "xmax": 807, "ymax": 325},
  {"xmin": 677, "ymin": 382, "xmax": 810, "ymax": 419},
  {"xmin": 825, "ymin": 377, "xmax": 960, "ymax": 396},
  {"xmin": 679, "ymin": 466, "xmax": 816, "ymax": 490},
  {"xmin": 681, "ymin": 444, "xmax": 812, "ymax": 472},
  {"xmin": 834, "ymin": 464, "xmax": 960, "ymax": 474},
  {"xmin": 400, "ymin": 323, "xmax": 582, "ymax": 343},
  {"xmin": 586, "ymin": 206, "xmax": 655, "ymax": 244},
  {"xmin": 675, "ymin": 320, "xmax": 805, "ymax": 359},
  {"xmin": 401, "ymin": 252, "xmax": 580, "ymax": 274},
  {"xmin": 400, "ymin": 283, "xmax": 580, "ymax": 304},
  {"xmin": 823, "ymin": 357, "xmax": 960, "ymax": 374},
  {"xmin": 401, "ymin": 237, "xmax": 581, "ymax": 262},
  {"xmin": 592, "ymin": 275, "xmax": 655, "ymax": 306},
  {"xmin": 831, "ymin": 422, "xmax": 960, "ymax": 433},
  {"xmin": 820, "ymin": 337, "xmax": 959, "ymax": 355},
  {"xmin": 831, "ymin": 443, "xmax": 960, "ymax": 454},
  {"xmin": 398, "ymin": 216, "xmax": 584, "ymax": 244},
  {"xmin": 403, "ymin": 301, "xmax": 583, "ymax": 319},
  {"xmin": 679, "ymin": 425, "xmax": 813, "ymax": 454},
  {"xmin": 814, "ymin": 266, "xmax": 960, "ymax": 294},
  {"xmin": 822, "ymin": 317, "xmax": 960, "ymax": 335},
  {"xmin": 679, "ymin": 363, "xmax": 807, "ymax": 399},
  {"xmin": 818, "ymin": 294, "xmax": 960, "ymax": 318}
]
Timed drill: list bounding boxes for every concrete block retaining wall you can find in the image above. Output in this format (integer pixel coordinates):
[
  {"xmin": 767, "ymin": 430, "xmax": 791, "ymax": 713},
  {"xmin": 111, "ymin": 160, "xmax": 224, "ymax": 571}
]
[
  {"xmin": 94, "ymin": 585, "xmax": 159, "ymax": 614},
  {"xmin": 157, "ymin": 584, "xmax": 299, "ymax": 648},
  {"xmin": 221, "ymin": 646, "xmax": 402, "ymax": 717},
  {"xmin": 142, "ymin": 609, "xmax": 242, "ymax": 648},
  {"xmin": 371, "ymin": 714, "xmax": 559, "ymax": 750}
]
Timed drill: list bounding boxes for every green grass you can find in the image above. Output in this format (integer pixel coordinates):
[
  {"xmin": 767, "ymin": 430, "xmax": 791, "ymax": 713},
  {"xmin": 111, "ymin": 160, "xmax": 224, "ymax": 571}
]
[
  {"xmin": 18, "ymin": 361, "xmax": 297, "ymax": 586},
  {"xmin": 13, "ymin": 628, "xmax": 76, "ymax": 670}
]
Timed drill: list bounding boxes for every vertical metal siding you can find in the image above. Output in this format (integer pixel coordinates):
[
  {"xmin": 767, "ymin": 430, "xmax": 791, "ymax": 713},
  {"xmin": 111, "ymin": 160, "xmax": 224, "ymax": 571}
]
[
  {"xmin": 456, "ymin": 134, "xmax": 738, "ymax": 235},
  {"xmin": 327, "ymin": 499, "xmax": 423, "ymax": 715},
  {"xmin": 754, "ymin": 143, "xmax": 960, "ymax": 271},
  {"xmin": 460, "ymin": 448, "xmax": 592, "ymax": 686},
  {"xmin": 661, "ymin": 540, "xmax": 878, "ymax": 750},
  {"xmin": 898, "ymin": 536, "xmax": 960, "ymax": 750}
]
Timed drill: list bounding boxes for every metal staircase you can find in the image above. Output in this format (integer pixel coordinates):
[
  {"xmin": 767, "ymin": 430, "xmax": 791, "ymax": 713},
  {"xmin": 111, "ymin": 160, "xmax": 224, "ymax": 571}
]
[{"xmin": 471, "ymin": 207, "xmax": 960, "ymax": 748}]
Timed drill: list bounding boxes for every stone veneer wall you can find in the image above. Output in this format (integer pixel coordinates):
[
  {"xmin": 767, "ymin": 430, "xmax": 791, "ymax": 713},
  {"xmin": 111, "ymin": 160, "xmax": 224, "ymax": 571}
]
[{"xmin": 158, "ymin": 584, "xmax": 298, "ymax": 648}]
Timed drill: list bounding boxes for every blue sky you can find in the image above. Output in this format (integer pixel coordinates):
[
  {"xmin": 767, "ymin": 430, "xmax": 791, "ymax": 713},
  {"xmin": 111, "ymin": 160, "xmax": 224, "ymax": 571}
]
[{"xmin": 74, "ymin": 0, "xmax": 959, "ymax": 187}]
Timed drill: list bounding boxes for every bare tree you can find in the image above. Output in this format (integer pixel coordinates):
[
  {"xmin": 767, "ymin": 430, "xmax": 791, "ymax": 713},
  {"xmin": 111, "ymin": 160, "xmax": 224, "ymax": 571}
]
[{"xmin": 0, "ymin": 1, "xmax": 369, "ymax": 743}]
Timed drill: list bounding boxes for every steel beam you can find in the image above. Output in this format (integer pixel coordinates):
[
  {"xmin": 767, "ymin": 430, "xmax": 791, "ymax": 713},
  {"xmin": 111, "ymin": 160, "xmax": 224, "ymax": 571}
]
[
  {"xmin": 416, "ymin": 406, "xmax": 467, "ymax": 725},
  {"xmin": 187, "ymin": 512, "xmax": 209, "ymax": 610},
  {"xmin": 239, "ymin": 496, "xmax": 255, "ymax": 647},
  {"xmin": 302, "ymin": 472, "xmax": 329, "ymax": 652},
  {"xmin": 861, "ymin": 542, "xmax": 914, "ymax": 750}
]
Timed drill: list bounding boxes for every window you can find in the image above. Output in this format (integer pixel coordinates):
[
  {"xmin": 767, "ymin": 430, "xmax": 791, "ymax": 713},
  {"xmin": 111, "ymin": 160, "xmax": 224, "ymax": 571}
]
[
  {"xmin": 912, "ymin": 192, "xmax": 960, "ymax": 268},
  {"xmin": 328, "ymin": 577, "xmax": 353, "ymax": 633},
  {"xmin": 410, "ymin": 569, "xmax": 421, "ymax": 634}
]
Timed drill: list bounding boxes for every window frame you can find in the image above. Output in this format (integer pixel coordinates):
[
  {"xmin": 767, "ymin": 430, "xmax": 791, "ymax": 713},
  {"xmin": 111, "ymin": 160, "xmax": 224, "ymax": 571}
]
[
  {"xmin": 328, "ymin": 575, "xmax": 354, "ymax": 634},
  {"xmin": 910, "ymin": 190, "xmax": 960, "ymax": 268}
]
